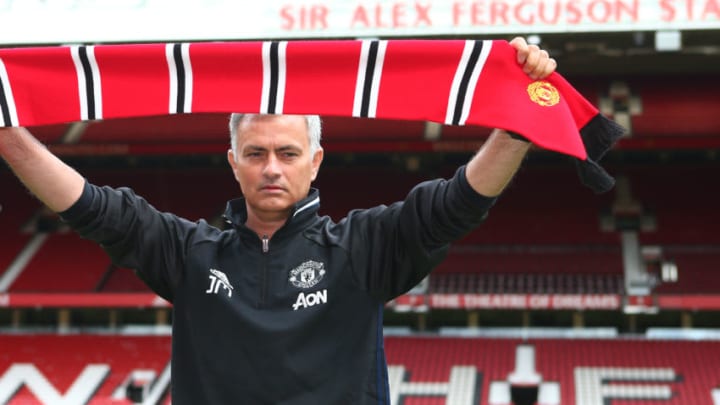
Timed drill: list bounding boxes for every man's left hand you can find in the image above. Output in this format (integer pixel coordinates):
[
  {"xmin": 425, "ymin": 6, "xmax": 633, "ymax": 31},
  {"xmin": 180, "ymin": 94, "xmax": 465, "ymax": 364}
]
[{"xmin": 509, "ymin": 37, "xmax": 557, "ymax": 80}]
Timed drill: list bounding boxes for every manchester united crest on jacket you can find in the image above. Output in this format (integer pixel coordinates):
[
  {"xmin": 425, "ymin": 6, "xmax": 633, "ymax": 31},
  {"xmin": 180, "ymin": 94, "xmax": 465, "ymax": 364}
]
[{"xmin": 289, "ymin": 260, "xmax": 325, "ymax": 289}]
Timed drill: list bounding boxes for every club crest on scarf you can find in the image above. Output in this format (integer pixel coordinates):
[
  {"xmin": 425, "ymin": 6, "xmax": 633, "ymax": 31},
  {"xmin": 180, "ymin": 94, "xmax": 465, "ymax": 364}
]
[
  {"xmin": 527, "ymin": 81, "xmax": 560, "ymax": 107},
  {"xmin": 289, "ymin": 260, "xmax": 326, "ymax": 289}
]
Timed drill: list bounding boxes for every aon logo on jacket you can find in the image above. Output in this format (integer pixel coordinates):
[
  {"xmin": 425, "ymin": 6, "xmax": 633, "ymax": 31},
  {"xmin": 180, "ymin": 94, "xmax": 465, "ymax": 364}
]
[{"xmin": 292, "ymin": 289, "xmax": 328, "ymax": 311}]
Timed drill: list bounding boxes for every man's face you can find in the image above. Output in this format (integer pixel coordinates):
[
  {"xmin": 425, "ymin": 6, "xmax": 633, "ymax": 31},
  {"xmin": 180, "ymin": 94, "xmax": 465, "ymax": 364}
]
[{"xmin": 227, "ymin": 115, "xmax": 323, "ymax": 220}]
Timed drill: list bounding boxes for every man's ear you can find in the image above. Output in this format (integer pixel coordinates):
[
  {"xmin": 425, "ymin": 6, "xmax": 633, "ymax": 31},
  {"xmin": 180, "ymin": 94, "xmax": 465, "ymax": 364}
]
[
  {"xmin": 227, "ymin": 149, "xmax": 240, "ymax": 182},
  {"xmin": 310, "ymin": 148, "xmax": 324, "ymax": 181}
]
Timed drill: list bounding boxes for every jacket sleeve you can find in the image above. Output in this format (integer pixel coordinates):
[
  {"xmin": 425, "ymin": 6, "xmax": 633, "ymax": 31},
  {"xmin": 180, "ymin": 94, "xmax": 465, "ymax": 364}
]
[
  {"xmin": 345, "ymin": 166, "xmax": 496, "ymax": 301},
  {"xmin": 59, "ymin": 181, "xmax": 197, "ymax": 302}
]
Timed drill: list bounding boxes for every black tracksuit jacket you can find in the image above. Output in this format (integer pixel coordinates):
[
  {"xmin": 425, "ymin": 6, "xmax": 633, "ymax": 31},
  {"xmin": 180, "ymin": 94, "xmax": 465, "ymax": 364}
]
[{"xmin": 60, "ymin": 166, "xmax": 496, "ymax": 404}]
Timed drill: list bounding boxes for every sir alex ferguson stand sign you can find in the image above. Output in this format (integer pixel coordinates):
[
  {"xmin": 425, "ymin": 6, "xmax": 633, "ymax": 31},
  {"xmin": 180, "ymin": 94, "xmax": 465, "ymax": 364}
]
[{"xmin": 0, "ymin": 0, "xmax": 718, "ymax": 45}]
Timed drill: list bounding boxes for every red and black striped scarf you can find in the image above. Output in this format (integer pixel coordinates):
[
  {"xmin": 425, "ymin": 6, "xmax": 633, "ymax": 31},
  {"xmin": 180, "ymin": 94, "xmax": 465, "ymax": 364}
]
[{"xmin": 0, "ymin": 39, "xmax": 623, "ymax": 192}]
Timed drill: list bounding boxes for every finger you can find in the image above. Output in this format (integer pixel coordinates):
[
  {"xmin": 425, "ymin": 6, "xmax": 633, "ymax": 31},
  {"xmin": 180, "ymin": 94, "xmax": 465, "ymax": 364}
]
[
  {"xmin": 538, "ymin": 58, "xmax": 557, "ymax": 79},
  {"xmin": 529, "ymin": 58, "xmax": 549, "ymax": 80},
  {"xmin": 538, "ymin": 49, "xmax": 550, "ymax": 61},
  {"xmin": 509, "ymin": 36, "xmax": 527, "ymax": 50},
  {"xmin": 523, "ymin": 44, "xmax": 541, "ymax": 74},
  {"xmin": 510, "ymin": 36, "xmax": 529, "ymax": 64},
  {"xmin": 529, "ymin": 50, "xmax": 550, "ymax": 79}
]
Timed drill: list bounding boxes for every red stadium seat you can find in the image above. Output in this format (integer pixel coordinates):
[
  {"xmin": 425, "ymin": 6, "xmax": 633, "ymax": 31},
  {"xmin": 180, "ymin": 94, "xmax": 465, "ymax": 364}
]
[{"xmin": 0, "ymin": 334, "xmax": 170, "ymax": 404}]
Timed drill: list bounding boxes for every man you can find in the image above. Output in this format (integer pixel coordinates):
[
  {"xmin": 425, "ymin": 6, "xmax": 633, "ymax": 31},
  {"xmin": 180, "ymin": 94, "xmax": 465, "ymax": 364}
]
[{"xmin": 0, "ymin": 37, "xmax": 555, "ymax": 404}]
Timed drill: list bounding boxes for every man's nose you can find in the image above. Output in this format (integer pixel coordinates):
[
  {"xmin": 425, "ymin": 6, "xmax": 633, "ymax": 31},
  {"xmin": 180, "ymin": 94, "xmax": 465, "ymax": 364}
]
[{"xmin": 263, "ymin": 154, "xmax": 281, "ymax": 177}]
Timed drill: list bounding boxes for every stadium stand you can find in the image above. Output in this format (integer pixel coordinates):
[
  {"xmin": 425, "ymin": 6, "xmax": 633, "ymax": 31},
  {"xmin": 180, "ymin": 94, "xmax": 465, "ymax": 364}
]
[
  {"xmin": 431, "ymin": 247, "xmax": 624, "ymax": 294},
  {"xmin": 625, "ymin": 164, "xmax": 720, "ymax": 246},
  {"xmin": 652, "ymin": 250, "xmax": 720, "ymax": 295},
  {"xmin": 0, "ymin": 171, "xmax": 40, "ymax": 278},
  {"xmin": 2, "ymin": 335, "xmax": 719, "ymax": 404},
  {"xmin": 0, "ymin": 334, "xmax": 171, "ymax": 405},
  {"xmin": 383, "ymin": 336, "xmax": 720, "ymax": 405},
  {"xmin": 454, "ymin": 166, "xmax": 618, "ymax": 246},
  {"xmin": 8, "ymin": 233, "xmax": 109, "ymax": 292}
]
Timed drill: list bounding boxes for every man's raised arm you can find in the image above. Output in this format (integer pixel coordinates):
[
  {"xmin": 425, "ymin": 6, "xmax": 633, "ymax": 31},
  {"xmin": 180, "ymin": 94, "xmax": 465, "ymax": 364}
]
[
  {"xmin": 0, "ymin": 127, "xmax": 85, "ymax": 212},
  {"xmin": 465, "ymin": 37, "xmax": 556, "ymax": 197}
]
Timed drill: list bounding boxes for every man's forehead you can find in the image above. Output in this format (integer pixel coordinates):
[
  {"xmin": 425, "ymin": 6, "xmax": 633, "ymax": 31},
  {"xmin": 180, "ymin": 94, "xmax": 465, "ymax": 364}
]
[
  {"xmin": 238, "ymin": 114, "xmax": 307, "ymax": 130},
  {"xmin": 237, "ymin": 115, "xmax": 310, "ymax": 147}
]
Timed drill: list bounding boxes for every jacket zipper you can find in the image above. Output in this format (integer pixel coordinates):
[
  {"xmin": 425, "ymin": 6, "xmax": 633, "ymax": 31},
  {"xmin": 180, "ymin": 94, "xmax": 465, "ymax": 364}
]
[{"xmin": 259, "ymin": 235, "xmax": 269, "ymax": 306}]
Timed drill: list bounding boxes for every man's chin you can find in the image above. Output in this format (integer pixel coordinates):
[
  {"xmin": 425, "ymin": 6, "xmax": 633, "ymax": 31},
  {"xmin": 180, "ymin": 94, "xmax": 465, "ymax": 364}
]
[{"xmin": 254, "ymin": 199, "xmax": 293, "ymax": 214}]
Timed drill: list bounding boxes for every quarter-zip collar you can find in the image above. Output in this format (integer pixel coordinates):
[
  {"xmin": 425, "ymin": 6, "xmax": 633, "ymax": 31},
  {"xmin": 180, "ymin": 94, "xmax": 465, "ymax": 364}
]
[{"xmin": 223, "ymin": 188, "xmax": 321, "ymax": 243}]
